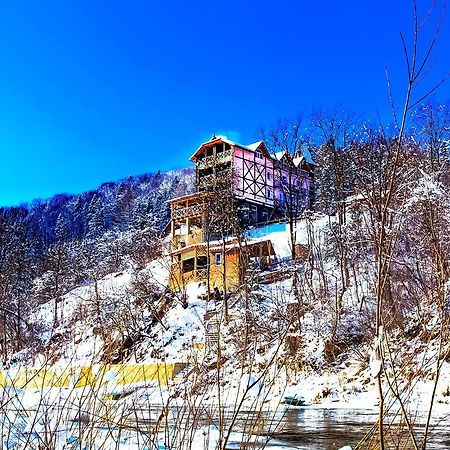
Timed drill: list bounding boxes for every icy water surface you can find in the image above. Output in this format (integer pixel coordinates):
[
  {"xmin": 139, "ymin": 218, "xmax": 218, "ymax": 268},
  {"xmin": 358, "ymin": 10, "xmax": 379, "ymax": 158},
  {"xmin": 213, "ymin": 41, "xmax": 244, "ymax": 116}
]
[
  {"xmin": 233, "ymin": 406, "xmax": 450, "ymax": 449},
  {"xmin": 134, "ymin": 405, "xmax": 450, "ymax": 449},
  {"xmin": 4, "ymin": 402, "xmax": 450, "ymax": 449}
]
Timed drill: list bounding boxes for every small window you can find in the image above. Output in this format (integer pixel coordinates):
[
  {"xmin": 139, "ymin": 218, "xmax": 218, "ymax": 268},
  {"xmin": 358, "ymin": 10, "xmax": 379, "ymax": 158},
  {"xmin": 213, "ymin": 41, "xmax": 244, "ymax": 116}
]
[
  {"xmin": 255, "ymin": 151, "xmax": 263, "ymax": 159},
  {"xmin": 267, "ymin": 172, "xmax": 272, "ymax": 181},
  {"xmin": 215, "ymin": 253, "xmax": 222, "ymax": 265},
  {"xmin": 250, "ymin": 205, "xmax": 258, "ymax": 222},
  {"xmin": 267, "ymin": 189, "xmax": 272, "ymax": 199}
]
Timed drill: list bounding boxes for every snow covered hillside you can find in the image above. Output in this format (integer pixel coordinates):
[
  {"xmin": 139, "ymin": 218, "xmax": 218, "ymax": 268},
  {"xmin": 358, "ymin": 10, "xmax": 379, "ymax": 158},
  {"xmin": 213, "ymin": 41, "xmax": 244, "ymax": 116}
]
[
  {"xmin": 3, "ymin": 173, "xmax": 450, "ymax": 449},
  {"xmin": 7, "ymin": 211, "xmax": 450, "ymax": 412}
]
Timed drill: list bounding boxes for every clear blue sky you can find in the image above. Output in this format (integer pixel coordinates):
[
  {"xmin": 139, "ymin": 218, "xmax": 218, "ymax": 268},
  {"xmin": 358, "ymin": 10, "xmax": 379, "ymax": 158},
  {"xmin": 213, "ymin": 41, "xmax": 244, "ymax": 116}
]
[{"xmin": 0, "ymin": 0, "xmax": 449, "ymax": 206}]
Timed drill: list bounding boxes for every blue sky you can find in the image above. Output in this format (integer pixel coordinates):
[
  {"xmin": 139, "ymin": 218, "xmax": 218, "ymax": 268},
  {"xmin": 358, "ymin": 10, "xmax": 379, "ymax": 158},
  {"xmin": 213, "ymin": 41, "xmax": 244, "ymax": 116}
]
[{"xmin": 0, "ymin": 0, "xmax": 449, "ymax": 206}]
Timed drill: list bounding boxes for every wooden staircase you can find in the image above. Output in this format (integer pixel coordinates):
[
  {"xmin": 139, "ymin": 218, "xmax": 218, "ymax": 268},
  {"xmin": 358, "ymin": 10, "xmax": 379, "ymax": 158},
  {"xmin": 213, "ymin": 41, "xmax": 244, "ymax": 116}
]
[{"xmin": 204, "ymin": 309, "xmax": 220, "ymax": 351}]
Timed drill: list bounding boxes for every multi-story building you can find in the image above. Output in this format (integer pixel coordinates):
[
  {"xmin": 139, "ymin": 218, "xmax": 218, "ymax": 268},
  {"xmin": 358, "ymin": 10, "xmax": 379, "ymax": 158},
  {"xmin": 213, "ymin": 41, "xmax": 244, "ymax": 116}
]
[
  {"xmin": 190, "ymin": 135, "xmax": 314, "ymax": 224},
  {"xmin": 168, "ymin": 135, "xmax": 315, "ymax": 292}
]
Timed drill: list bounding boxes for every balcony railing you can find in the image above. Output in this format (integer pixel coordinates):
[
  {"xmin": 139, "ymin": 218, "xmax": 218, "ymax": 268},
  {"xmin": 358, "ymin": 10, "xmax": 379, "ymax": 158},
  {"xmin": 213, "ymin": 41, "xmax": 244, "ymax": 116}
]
[
  {"xmin": 172, "ymin": 202, "xmax": 204, "ymax": 219},
  {"xmin": 178, "ymin": 268, "xmax": 209, "ymax": 283},
  {"xmin": 198, "ymin": 169, "xmax": 231, "ymax": 190},
  {"xmin": 197, "ymin": 149, "xmax": 232, "ymax": 169}
]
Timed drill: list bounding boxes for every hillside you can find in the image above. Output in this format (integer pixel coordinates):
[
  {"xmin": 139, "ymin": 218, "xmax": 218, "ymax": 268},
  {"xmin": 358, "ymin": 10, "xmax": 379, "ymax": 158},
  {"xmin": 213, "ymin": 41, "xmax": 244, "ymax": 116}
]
[
  {"xmin": 2, "ymin": 116, "xmax": 450, "ymax": 448},
  {"xmin": 0, "ymin": 167, "xmax": 195, "ymax": 364},
  {"xmin": 2, "ymin": 208, "xmax": 450, "ymax": 449}
]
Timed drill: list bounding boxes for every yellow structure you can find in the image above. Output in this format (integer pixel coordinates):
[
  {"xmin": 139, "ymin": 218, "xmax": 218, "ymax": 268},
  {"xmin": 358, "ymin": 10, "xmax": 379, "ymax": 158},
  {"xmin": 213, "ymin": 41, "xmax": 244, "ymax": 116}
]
[
  {"xmin": 168, "ymin": 191, "xmax": 276, "ymax": 292},
  {"xmin": 0, "ymin": 363, "xmax": 186, "ymax": 389}
]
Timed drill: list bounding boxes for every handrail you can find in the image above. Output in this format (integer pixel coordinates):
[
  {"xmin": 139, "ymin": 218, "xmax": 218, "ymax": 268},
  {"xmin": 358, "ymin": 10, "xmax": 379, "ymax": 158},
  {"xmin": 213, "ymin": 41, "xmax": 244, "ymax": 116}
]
[{"xmin": 197, "ymin": 149, "xmax": 232, "ymax": 168}]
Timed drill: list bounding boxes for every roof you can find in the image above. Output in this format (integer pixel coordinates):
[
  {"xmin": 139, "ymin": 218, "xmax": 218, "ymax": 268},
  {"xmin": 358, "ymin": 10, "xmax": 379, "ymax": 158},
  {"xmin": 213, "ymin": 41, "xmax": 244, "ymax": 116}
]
[
  {"xmin": 168, "ymin": 191, "xmax": 215, "ymax": 205},
  {"xmin": 246, "ymin": 141, "xmax": 264, "ymax": 151},
  {"xmin": 170, "ymin": 238, "xmax": 276, "ymax": 256},
  {"xmin": 274, "ymin": 150, "xmax": 317, "ymax": 167},
  {"xmin": 189, "ymin": 135, "xmax": 269, "ymax": 161}
]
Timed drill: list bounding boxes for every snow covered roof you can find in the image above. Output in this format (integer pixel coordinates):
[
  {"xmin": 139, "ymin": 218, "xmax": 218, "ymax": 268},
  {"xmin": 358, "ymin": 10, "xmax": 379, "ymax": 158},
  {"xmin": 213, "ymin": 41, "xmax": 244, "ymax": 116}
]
[
  {"xmin": 274, "ymin": 151, "xmax": 285, "ymax": 161},
  {"xmin": 189, "ymin": 135, "xmax": 269, "ymax": 161},
  {"xmin": 292, "ymin": 156, "xmax": 304, "ymax": 166},
  {"xmin": 246, "ymin": 141, "xmax": 264, "ymax": 151},
  {"xmin": 170, "ymin": 237, "xmax": 275, "ymax": 256},
  {"xmin": 274, "ymin": 150, "xmax": 317, "ymax": 167}
]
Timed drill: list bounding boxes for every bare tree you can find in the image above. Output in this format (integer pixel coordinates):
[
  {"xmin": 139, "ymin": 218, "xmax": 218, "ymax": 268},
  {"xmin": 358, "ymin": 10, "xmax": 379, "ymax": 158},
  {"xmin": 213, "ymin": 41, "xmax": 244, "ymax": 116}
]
[{"xmin": 355, "ymin": 2, "xmax": 449, "ymax": 448}]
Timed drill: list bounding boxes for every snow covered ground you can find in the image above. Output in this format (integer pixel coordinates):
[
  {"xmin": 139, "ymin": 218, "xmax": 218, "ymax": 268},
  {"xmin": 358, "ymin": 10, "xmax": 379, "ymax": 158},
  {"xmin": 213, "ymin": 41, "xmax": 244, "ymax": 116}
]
[{"xmin": 2, "ymin": 214, "xmax": 450, "ymax": 449}]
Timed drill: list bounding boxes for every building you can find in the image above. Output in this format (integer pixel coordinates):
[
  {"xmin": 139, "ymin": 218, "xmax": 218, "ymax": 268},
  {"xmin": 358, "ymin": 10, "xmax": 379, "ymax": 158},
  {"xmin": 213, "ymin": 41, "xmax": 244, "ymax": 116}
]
[
  {"xmin": 168, "ymin": 135, "xmax": 315, "ymax": 292},
  {"xmin": 189, "ymin": 135, "xmax": 315, "ymax": 224}
]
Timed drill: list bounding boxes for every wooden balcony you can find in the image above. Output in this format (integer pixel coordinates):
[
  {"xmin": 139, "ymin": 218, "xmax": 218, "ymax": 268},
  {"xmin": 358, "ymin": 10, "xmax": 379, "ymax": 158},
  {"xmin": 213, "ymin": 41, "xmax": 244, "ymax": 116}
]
[
  {"xmin": 170, "ymin": 192, "xmax": 215, "ymax": 221},
  {"xmin": 198, "ymin": 169, "xmax": 232, "ymax": 190},
  {"xmin": 172, "ymin": 202, "xmax": 204, "ymax": 219},
  {"xmin": 197, "ymin": 149, "xmax": 232, "ymax": 169}
]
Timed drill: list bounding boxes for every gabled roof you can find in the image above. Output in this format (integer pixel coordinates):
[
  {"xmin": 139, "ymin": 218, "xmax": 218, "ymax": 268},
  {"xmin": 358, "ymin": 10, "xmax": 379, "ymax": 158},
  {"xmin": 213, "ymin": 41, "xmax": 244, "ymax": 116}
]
[
  {"xmin": 246, "ymin": 141, "xmax": 264, "ymax": 151},
  {"xmin": 189, "ymin": 135, "xmax": 270, "ymax": 161},
  {"xmin": 274, "ymin": 150, "xmax": 317, "ymax": 167}
]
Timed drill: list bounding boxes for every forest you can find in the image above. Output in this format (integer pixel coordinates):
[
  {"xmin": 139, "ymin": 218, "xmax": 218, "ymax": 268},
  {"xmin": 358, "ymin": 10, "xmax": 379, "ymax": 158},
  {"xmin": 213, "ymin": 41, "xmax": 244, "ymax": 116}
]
[
  {"xmin": 0, "ymin": 102, "xmax": 449, "ymax": 363},
  {"xmin": 0, "ymin": 167, "xmax": 194, "ymax": 358},
  {"xmin": 0, "ymin": 101, "xmax": 450, "ymax": 448}
]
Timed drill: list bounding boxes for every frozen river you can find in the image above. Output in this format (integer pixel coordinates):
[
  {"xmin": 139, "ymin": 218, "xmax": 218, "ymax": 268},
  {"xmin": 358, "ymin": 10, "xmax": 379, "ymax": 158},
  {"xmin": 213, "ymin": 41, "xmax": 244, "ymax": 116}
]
[
  {"xmin": 122, "ymin": 404, "xmax": 450, "ymax": 449},
  {"xmin": 236, "ymin": 406, "xmax": 450, "ymax": 449},
  {"xmin": 4, "ymin": 400, "xmax": 450, "ymax": 449}
]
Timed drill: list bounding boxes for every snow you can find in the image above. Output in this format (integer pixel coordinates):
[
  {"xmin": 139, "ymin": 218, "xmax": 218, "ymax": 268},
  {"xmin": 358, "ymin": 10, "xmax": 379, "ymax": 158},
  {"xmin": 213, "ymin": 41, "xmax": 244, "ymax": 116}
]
[
  {"xmin": 4, "ymin": 212, "xmax": 450, "ymax": 449},
  {"xmin": 190, "ymin": 135, "xmax": 266, "ymax": 160},
  {"xmin": 274, "ymin": 149, "xmax": 317, "ymax": 166}
]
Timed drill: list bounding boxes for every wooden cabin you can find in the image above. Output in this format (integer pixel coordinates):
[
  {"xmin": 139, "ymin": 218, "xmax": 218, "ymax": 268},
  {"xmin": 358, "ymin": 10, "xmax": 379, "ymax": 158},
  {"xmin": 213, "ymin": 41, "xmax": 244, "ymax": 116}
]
[{"xmin": 169, "ymin": 238, "xmax": 275, "ymax": 292}]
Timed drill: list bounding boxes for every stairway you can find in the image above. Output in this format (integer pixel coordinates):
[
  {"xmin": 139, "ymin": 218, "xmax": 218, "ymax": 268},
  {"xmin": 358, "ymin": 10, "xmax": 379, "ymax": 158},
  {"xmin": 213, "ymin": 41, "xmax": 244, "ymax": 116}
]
[{"xmin": 204, "ymin": 309, "xmax": 220, "ymax": 351}]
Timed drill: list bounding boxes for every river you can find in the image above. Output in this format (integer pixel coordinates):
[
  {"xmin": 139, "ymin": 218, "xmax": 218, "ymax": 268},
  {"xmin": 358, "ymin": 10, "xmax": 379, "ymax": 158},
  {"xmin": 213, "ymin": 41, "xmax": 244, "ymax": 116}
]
[
  {"xmin": 4, "ymin": 401, "xmax": 450, "ymax": 449},
  {"xmin": 223, "ymin": 406, "xmax": 450, "ymax": 449},
  {"xmin": 146, "ymin": 404, "xmax": 450, "ymax": 449}
]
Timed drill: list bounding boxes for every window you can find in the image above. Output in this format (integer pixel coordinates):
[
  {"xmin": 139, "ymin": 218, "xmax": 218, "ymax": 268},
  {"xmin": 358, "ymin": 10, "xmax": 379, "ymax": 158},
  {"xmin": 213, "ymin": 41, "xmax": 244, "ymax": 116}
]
[
  {"xmin": 255, "ymin": 151, "xmax": 263, "ymax": 159},
  {"xmin": 267, "ymin": 172, "xmax": 272, "ymax": 181},
  {"xmin": 197, "ymin": 256, "xmax": 208, "ymax": 268},
  {"xmin": 250, "ymin": 205, "xmax": 258, "ymax": 223},
  {"xmin": 215, "ymin": 253, "xmax": 222, "ymax": 265},
  {"xmin": 267, "ymin": 189, "xmax": 272, "ymax": 199}
]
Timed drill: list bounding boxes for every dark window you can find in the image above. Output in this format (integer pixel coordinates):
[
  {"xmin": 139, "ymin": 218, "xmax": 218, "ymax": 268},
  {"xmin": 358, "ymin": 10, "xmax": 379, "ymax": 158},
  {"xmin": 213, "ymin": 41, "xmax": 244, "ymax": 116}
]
[
  {"xmin": 197, "ymin": 256, "xmax": 208, "ymax": 268},
  {"xmin": 182, "ymin": 258, "xmax": 195, "ymax": 273},
  {"xmin": 250, "ymin": 205, "xmax": 258, "ymax": 223},
  {"xmin": 215, "ymin": 253, "xmax": 222, "ymax": 265}
]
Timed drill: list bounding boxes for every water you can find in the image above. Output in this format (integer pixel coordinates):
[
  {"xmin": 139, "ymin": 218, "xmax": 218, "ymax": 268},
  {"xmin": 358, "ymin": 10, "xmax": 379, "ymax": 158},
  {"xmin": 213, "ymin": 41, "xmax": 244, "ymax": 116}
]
[
  {"xmin": 119, "ymin": 404, "xmax": 450, "ymax": 449},
  {"xmin": 268, "ymin": 407, "xmax": 376, "ymax": 449},
  {"xmin": 5, "ymin": 403, "xmax": 450, "ymax": 449},
  {"xmin": 237, "ymin": 406, "xmax": 450, "ymax": 449}
]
